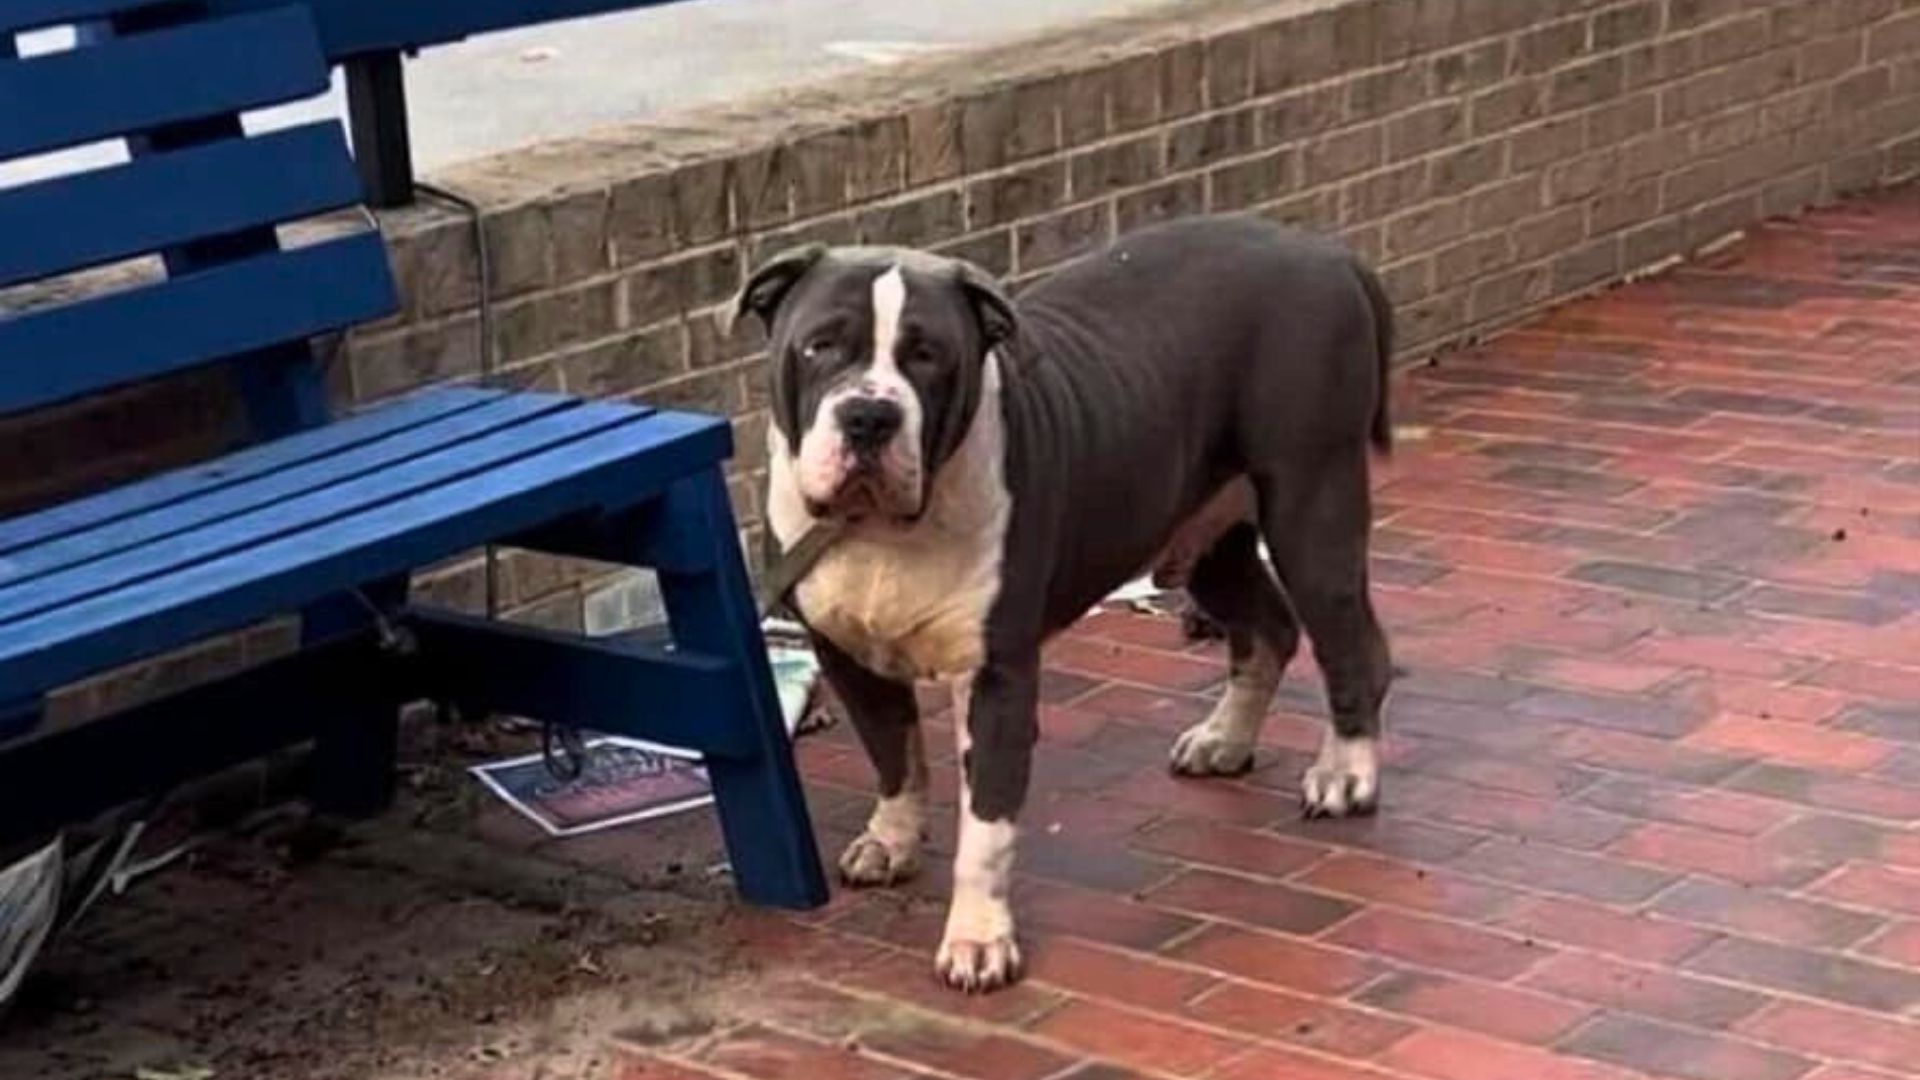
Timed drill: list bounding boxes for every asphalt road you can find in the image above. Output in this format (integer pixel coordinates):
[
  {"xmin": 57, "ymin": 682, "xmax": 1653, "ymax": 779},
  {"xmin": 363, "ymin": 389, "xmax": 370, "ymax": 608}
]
[{"xmin": 5, "ymin": 0, "xmax": 1178, "ymax": 187}]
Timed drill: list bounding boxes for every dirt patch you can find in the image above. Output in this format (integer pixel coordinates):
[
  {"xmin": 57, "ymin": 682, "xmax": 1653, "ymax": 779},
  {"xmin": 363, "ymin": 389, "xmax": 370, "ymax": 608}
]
[{"xmin": 0, "ymin": 720, "xmax": 785, "ymax": 1080}]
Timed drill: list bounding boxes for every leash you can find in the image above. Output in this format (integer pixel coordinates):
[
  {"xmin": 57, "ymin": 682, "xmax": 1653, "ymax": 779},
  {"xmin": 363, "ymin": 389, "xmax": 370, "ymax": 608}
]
[
  {"xmin": 755, "ymin": 522, "xmax": 844, "ymax": 740},
  {"xmin": 538, "ymin": 525, "xmax": 842, "ymax": 779},
  {"xmin": 395, "ymin": 186, "xmax": 845, "ymax": 778},
  {"xmin": 410, "ymin": 184, "xmax": 608, "ymax": 778},
  {"xmin": 754, "ymin": 522, "xmax": 843, "ymax": 622}
]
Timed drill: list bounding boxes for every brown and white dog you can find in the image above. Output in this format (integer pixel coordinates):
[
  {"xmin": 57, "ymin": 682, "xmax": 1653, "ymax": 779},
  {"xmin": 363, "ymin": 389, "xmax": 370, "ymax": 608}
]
[{"xmin": 734, "ymin": 216, "xmax": 1395, "ymax": 992}]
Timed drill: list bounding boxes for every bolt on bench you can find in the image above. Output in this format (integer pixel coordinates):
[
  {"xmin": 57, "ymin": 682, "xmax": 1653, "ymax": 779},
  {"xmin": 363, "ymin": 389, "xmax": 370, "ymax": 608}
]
[{"xmin": 0, "ymin": 1, "xmax": 827, "ymax": 909}]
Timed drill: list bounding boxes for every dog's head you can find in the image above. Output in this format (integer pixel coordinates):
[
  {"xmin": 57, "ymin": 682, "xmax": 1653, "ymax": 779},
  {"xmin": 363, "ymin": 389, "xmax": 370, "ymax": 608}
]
[{"xmin": 732, "ymin": 244, "xmax": 1016, "ymax": 523}]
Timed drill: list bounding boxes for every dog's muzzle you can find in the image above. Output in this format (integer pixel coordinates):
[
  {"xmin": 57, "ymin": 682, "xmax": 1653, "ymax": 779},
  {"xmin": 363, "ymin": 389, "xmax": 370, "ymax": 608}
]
[{"xmin": 796, "ymin": 390, "xmax": 921, "ymax": 522}]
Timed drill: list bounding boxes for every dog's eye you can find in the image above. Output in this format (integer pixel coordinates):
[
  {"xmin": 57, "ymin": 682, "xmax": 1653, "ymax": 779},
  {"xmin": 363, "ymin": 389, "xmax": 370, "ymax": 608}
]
[
  {"xmin": 800, "ymin": 339, "xmax": 841, "ymax": 363},
  {"xmin": 900, "ymin": 341, "xmax": 940, "ymax": 367}
]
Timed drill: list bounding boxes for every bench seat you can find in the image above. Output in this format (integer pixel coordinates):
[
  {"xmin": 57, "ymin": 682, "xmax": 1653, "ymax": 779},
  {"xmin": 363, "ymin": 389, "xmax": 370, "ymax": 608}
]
[
  {"xmin": 0, "ymin": 383, "xmax": 828, "ymax": 908},
  {"xmin": 0, "ymin": 386, "xmax": 723, "ymax": 701}
]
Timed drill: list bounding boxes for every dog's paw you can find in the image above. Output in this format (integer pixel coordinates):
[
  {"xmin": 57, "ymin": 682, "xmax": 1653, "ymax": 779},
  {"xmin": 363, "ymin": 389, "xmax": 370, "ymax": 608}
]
[
  {"xmin": 838, "ymin": 832, "xmax": 920, "ymax": 887},
  {"xmin": 937, "ymin": 889, "xmax": 1020, "ymax": 993},
  {"xmin": 1300, "ymin": 736, "xmax": 1380, "ymax": 818},
  {"xmin": 1170, "ymin": 721, "xmax": 1256, "ymax": 776},
  {"xmin": 935, "ymin": 935, "xmax": 1023, "ymax": 993}
]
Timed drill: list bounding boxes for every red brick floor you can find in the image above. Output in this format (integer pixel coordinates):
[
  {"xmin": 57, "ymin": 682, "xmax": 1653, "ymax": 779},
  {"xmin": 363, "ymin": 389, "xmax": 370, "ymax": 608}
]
[{"xmin": 622, "ymin": 192, "xmax": 1920, "ymax": 1080}]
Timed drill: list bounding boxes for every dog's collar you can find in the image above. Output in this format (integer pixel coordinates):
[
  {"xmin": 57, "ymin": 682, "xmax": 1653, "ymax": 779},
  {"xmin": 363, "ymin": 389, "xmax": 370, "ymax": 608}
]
[{"xmin": 754, "ymin": 521, "xmax": 846, "ymax": 621}]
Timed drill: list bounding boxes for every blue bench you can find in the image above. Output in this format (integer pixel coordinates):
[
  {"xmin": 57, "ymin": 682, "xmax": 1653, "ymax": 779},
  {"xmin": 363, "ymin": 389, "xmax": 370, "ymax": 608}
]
[{"xmin": 0, "ymin": 2, "xmax": 828, "ymax": 909}]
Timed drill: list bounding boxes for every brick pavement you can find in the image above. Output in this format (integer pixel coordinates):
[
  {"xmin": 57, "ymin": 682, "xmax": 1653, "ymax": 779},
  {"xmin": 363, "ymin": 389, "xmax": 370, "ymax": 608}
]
[{"xmin": 618, "ymin": 191, "xmax": 1920, "ymax": 1080}]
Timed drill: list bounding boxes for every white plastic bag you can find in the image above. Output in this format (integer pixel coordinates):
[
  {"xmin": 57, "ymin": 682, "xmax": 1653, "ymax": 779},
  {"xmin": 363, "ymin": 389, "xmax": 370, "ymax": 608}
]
[{"xmin": 0, "ymin": 837, "xmax": 60, "ymax": 1009}]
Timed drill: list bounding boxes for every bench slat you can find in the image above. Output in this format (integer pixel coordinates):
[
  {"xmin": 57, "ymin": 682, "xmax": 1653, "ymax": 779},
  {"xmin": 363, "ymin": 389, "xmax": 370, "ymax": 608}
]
[
  {"xmin": 0, "ymin": 123, "xmax": 362, "ymax": 289},
  {"xmin": 0, "ymin": 394, "xmax": 591, "ymax": 584},
  {"xmin": 0, "ymin": 387, "xmax": 503, "ymax": 554},
  {"xmin": 0, "ymin": 409, "xmax": 729, "ymax": 695},
  {"xmin": 0, "ymin": 231, "xmax": 397, "ymax": 415},
  {"xmin": 0, "ymin": 7, "xmax": 328, "ymax": 160},
  {"xmin": 0, "ymin": 399, "xmax": 644, "ymax": 623}
]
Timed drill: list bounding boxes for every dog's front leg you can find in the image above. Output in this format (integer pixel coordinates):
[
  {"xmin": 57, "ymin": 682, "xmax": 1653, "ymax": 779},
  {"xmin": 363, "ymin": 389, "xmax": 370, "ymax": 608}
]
[
  {"xmin": 811, "ymin": 634, "xmax": 927, "ymax": 886},
  {"xmin": 938, "ymin": 659, "xmax": 1038, "ymax": 992}
]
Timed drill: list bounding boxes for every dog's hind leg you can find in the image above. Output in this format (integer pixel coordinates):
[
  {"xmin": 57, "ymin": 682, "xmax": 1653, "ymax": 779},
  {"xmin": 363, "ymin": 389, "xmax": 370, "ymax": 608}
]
[
  {"xmin": 1252, "ymin": 448, "xmax": 1392, "ymax": 818},
  {"xmin": 811, "ymin": 633, "xmax": 927, "ymax": 886},
  {"xmin": 1169, "ymin": 522, "xmax": 1301, "ymax": 776}
]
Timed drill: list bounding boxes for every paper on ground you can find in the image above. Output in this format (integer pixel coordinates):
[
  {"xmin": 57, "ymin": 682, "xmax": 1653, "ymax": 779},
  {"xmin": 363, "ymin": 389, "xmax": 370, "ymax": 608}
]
[
  {"xmin": 469, "ymin": 641, "xmax": 822, "ymax": 837},
  {"xmin": 470, "ymin": 736, "xmax": 715, "ymax": 838},
  {"xmin": 821, "ymin": 40, "xmax": 956, "ymax": 65},
  {"xmin": 1104, "ymin": 539, "xmax": 1280, "ymax": 612}
]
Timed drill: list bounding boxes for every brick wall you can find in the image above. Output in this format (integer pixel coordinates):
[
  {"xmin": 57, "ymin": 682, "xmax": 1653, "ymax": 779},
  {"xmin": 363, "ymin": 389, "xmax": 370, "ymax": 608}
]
[{"xmin": 9, "ymin": 0, "xmax": 1920, "ymax": 712}]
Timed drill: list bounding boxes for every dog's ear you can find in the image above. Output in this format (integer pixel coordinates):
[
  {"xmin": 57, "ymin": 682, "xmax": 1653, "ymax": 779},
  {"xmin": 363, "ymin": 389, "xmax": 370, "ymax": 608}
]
[
  {"xmin": 729, "ymin": 243, "xmax": 828, "ymax": 336},
  {"xmin": 953, "ymin": 260, "xmax": 1018, "ymax": 348}
]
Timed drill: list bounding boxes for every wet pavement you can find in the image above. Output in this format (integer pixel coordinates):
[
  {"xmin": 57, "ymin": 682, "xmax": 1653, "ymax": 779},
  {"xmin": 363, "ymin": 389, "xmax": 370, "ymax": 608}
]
[{"xmin": 7, "ymin": 188, "xmax": 1920, "ymax": 1080}]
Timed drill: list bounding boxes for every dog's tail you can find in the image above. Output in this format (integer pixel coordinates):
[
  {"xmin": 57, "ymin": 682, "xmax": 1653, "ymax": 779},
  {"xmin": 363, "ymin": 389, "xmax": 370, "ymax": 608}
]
[{"xmin": 1354, "ymin": 260, "xmax": 1396, "ymax": 456}]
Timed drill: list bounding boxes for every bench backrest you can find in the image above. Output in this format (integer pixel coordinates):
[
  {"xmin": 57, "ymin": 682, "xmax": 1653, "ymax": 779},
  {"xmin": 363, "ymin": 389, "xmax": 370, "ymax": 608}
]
[{"xmin": 0, "ymin": 1, "xmax": 397, "ymax": 436}]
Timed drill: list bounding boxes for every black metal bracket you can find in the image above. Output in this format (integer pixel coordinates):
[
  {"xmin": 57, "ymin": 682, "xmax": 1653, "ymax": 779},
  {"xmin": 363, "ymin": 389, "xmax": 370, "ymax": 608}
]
[{"xmin": 344, "ymin": 51, "xmax": 416, "ymax": 209}]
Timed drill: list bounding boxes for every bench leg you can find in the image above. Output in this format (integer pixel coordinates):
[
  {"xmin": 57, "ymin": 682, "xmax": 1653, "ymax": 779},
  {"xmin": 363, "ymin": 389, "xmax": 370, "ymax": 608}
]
[
  {"xmin": 305, "ymin": 578, "xmax": 408, "ymax": 817},
  {"xmin": 640, "ymin": 471, "xmax": 829, "ymax": 910}
]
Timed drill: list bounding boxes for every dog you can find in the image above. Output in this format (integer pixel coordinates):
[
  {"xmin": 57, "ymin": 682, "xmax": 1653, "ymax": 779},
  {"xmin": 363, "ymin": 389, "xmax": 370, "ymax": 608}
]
[{"xmin": 733, "ymin": 215, "xmax": 1395, "ymax": 992}]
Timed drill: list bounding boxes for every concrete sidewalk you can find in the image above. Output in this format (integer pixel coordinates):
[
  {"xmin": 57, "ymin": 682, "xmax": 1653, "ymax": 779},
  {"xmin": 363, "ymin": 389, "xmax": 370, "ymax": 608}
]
[{"xmin": 2, "ymin": 0, "xmax": 1181, "ymax": 187}]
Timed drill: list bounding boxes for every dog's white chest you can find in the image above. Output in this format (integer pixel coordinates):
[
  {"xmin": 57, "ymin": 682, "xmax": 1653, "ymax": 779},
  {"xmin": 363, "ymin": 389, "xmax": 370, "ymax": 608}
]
[
  {"xmin": 793, "ymin": 535, "xmax": 1001, "ymax": 681},
  {"xmin": 764, "ymin": 343, "xmax": 1013, "ymax": 676},
  {"xmin": 768, "ymin": 350, "xmax": 1012, "ymax": 683}
]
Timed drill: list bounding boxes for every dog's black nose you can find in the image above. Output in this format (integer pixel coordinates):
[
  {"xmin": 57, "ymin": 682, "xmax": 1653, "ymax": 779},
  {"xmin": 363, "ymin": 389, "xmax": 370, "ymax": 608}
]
[{"xmin": 836, "ymin": 397, "xmax": 904, "ymax": 453}]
